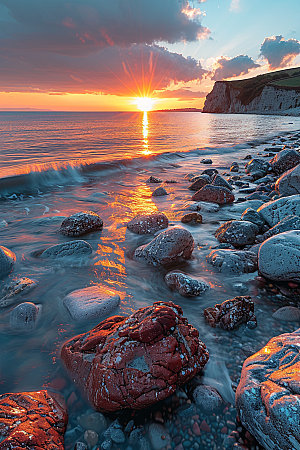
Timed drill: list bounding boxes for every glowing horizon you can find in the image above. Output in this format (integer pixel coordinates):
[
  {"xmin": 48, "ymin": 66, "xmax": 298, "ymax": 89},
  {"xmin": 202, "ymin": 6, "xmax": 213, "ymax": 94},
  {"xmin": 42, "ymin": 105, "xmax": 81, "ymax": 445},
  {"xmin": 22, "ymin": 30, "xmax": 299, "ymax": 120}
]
[{"xmin": 135, "ymin": 97, "xmax": 156, "ymax": 112}]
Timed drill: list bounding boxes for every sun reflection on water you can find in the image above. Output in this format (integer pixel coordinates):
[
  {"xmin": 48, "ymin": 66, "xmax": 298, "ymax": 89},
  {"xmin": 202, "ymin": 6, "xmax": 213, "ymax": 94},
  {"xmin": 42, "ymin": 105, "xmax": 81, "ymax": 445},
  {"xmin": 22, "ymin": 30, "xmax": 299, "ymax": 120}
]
[{"xmin": 141, "ymin": 111, "xmax": 152, "ymax": 155}]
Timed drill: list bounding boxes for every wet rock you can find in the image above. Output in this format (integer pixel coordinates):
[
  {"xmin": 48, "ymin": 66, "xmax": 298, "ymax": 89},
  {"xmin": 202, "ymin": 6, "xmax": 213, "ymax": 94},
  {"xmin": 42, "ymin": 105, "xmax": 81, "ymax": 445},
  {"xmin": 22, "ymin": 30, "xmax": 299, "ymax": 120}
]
[
  {"xmin": 215, "ymin": 221, "xmax": 259, "ymax": 246},
  {"xmin": 60, "ymin": 211, "xmax": 103, "ymax": 236},
  {"xmin": 230, "ymin": 162, "xmax": 239, "ymax": 172},
  {"xmin": 212, "ymin": 175, "xmax": 233, "ymax": 191},
  {"xmin": 189, "ymin": 175, "xmax": 210, "ymax": 191},
  {"xmin": 77, "ymin": 411, "xmax": 107, "ymax": 433},
  {"xmin": 236, "ymin": 328, "xmax": 300, "ymax": 450},
  {"xmin": 110, "ymin": 427, "xmax": 125, "ymax": 444},
  {"xmin": 165, "ymin": 271, "xmax": 209, "ymax": 297},
  {"xmin": 262, "ymin": 215, "xmax": 300, "ymax": 240},
  {"xmin": 204, "ymin": 296, "xmax": 256, "ymax": 330},
  {"xmin": 101, "ymin": 439, "xmax": 113, "ymax": 450},
  {"xmin": 0, "ymin": 245, "xmax": 16, "ymax": 278},
  {"xmin": 193, "ymin": 385, "xmax": 224, "ymax": 411},
  {"xmin": 181, "ymin": 212, "xmax": 202, "ymax": 224},
  {"xmin": 127, "ymin": 212, "xmax": 168, "ymax": 234},
  {"xmin": 0, "ymin": 390, "xmax": 68, "ymax": 449},
  {"xmin": 229, "ymin": 200, "xmax": 264, "ymax": 213},
  {"xmin": 258, "ymin": 230, "xmax": 300, "ymax": 282},
  {"xmin": 9, "ymin": 302, "xmax": 41, "ymax": 331},
  {"xmin": 240, "ymin": 208, "xmax": 265, "ymax": 230},
  {"xmin": 75, "ymin": 442, "xmax": 88, "ymax": 450},
  {"xmin": 152, "ymin": 187, "xmax": 168, "ymax": 197},
  {"xmin": 275, "ymin": 163, "xmax": 300, "ymax": 195},
  {"xmin": 258, "ymin": 195, "xmax": 300, "ymax": 227},
  {"xmin": 147, "ymin": 176, "xmax": 162, "ymax": 183},
  {"xmin": 61, "ymin": 301, "xmax": 209, "ymax": 412},
  {"xmin": 0, "ymin": 277, "xmax": 36, "ymax": 308},
  {"xmin": 272, "ymin": 306, "xmax": 300, "ymax": 322},
  {"xmin": 84, "ymin": 430, "xmax": 98, "ymax": 447},
  {"xmin": 186, "ymin": 201, "xmax": 219, "ymax": 212},
  {"xmin": 148, "ymin": 424, "xmax": 171, "ymax": 450},
  {"xmin": 63, "ymin": 285, "xmax": 120, "ymax": 321},
  {"xmin": 200, "ymin": 159, "xmax": 212, "ymax": 164},
  {"xmin": 41, "ymin": 240, "xmax": 93, "ymax": 258},
  {"xmin": 201, "ymin": 168, "xmax": 218, "ymax": 177},
  {"xmin": 207, "ymin": 249, "xmax": 258, "ymax": 275},
  {"xmin": 269, "ymin": 148, "xmax": 300, "ymax": 175},
  {"xmin": 134, "ymin": 227, "xmax": 194, "ymax": 266},
  {"xmin": 245, "ymin": 159, "xmax": 270, "ymax": 176},
  {"xmin": 192, "ymin": 185, "xmax": 234, "ymax": 205}
]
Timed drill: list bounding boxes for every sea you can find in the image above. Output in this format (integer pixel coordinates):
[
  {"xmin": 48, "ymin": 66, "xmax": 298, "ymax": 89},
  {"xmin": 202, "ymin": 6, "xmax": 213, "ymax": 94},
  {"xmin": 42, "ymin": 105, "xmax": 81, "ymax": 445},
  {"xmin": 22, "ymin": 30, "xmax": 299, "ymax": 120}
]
[{"xmin": 1, "ymin": 111, "xmax": 300, "ymax": 450}]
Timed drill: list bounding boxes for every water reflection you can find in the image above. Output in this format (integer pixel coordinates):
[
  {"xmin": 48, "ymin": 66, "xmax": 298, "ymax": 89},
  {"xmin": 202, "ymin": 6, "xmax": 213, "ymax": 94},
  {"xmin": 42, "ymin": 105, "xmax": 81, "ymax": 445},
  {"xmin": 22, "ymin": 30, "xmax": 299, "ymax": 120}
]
[{"xmin": 141, "ymin": 111, "xmax": 151, "ymax": 155}]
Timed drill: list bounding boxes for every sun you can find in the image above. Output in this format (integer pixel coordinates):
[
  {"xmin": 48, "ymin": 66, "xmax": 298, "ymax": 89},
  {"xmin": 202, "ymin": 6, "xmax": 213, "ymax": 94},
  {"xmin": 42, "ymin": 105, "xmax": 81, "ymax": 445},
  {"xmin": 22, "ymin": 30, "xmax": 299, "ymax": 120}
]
[{"xmin": 135, "ymin": 97, "xmax": 155, "ymax": 112}]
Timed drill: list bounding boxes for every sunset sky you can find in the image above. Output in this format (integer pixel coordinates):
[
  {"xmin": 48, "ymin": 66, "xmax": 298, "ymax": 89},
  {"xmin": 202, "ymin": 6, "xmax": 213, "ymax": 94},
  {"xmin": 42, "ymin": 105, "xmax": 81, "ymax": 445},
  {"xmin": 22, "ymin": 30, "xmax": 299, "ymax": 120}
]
[{"xmin": 1, "ymin": 0, "xmax": 300, "ymax": 111}]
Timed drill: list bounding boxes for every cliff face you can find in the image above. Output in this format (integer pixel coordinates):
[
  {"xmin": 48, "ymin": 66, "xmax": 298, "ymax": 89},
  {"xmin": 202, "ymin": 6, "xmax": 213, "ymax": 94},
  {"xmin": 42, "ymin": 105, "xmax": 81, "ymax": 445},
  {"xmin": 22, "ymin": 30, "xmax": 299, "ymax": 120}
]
[{"xmin": 203, "ymin": 82, "xmax": 300, "ymax": 115}]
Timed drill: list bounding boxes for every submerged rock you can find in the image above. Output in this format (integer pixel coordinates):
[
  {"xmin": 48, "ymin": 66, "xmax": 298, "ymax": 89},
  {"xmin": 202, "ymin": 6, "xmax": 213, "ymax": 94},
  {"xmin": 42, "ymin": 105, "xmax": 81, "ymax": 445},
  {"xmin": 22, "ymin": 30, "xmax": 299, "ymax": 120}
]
[
  {"xmin": 0, "ymin": 245, "xmax": 16, "ymax": 278},
  {"xmin": 236, "ymin": 328, "xmax": 300, "ymax": 450},
  {"xmin": 215, "ymin": 220, "xmax": 259, "ymax": 246},
  {"xmin": 127, "ymin": 212, "xmax": 168, "ymax": 234},
  {"xmin": 193, "ymin": 385, "xmax": 224, "ymax": 411},
  {"xmin": 148, "ymin": 423, "xmax": 171, "ymax": 450},
  {"xmin": 207, "ymin": 249, "xmax": 258, "ymax": 275},
  {"xmin": 258, "ymin": 194, "xmax": 300, "ymax": 227},
  {"xmin": 0, "ymin": 390, "xmax": 68, "ymax": 450},
  {"xmin": 9, "ymin": 302, "xmax": 41, "ymax": 331},
  {"xmin": 41, "ymin": 240, "xmax": 93, "ymax": 258},
  {"xmin": 272, "ymin": 306, "xmax": 300, "ymax": 322},
  {"xmin": 204, "ymin": 296, "xmax": 256, "ymax": 330},
  {"xmin": 0, "ymin": 277, "xmax": 36, "ymax": 308},
  {"xmin": 192, "ymin": 185, "xmax": 234, "ymax": 204},
  {"xmin": 61, "ymin": 301, "xmax": 209, "ymax": 412},
  {"xmin": 134, "ymin": 227, "xmax": 194, "ymax": 265},
  {"xmin": 165, "ymin": 271, "xmax": 209, "ymax": 297},
  {"xmin": 60, "ymin": 211, "xmax": 103, "ymax": 236}
]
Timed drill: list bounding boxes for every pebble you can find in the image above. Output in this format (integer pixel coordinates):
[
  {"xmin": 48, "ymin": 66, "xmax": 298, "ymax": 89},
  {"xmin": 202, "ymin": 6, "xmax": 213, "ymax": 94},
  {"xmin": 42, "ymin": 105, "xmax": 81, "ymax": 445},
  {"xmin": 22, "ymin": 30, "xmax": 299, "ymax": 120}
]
[
  {"xmin": 84, "ymin": 430, "xmax": 98, "ymax": 447},
  {"xmin": 200, "ymin": 420, "xmax": 210, "ymax": 432},
  {"xmin": 149, "ymin": 424, "xmax": 171, "ymax": 450}
]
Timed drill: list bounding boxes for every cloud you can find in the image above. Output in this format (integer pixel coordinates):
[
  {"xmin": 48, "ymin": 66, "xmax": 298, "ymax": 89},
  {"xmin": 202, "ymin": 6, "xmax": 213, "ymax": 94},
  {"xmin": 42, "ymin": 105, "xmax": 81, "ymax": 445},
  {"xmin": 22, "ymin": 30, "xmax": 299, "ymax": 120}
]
[
  {"xmin": 209, "ymin": 55, "xmax": 260, "ymax": 81},
  {"xmin": 0, "ymin": 43, "xmax": 206, "ymax": 95},
  {"xmin": 229, "ymin": 0, "xmax": 241, "ymax": 12},
  {"xmin": 260, "ymin": 35, "xmax": 300, "ymax": 70},
  {"xmin": 155, "ymin": 88, "xmax": 207, "ymax": 100}
]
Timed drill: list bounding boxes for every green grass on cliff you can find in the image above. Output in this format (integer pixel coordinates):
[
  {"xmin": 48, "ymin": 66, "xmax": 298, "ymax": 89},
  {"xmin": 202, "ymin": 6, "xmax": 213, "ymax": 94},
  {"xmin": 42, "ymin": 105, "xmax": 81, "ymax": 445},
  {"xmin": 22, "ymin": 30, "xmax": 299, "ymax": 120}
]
[{"xmin": 227, "ymin": 66, "xmax": 300, "ymax": 105}]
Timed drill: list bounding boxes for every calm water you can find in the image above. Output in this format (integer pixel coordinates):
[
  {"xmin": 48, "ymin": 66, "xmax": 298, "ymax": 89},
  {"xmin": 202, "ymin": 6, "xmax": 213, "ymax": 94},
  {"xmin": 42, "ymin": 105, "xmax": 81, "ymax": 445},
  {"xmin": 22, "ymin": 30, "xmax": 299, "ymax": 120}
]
[{"xmin": 0, "ymin": 112, "xmax": 300, "ymax": 449}]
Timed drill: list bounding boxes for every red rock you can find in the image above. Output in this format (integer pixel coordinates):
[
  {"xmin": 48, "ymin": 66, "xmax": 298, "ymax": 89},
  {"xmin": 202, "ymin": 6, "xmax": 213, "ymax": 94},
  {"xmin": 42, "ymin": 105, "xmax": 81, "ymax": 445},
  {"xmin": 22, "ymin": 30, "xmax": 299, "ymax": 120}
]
[
  {"xmin": 61, "ymin": 302, "xmax": 209, "ymax": 412},
  {"xmin": 181, "ymin": 213, "xmax": 202, "ymax": 224},
  {"xmin": 200, "ymin": 420, "xmax": 210, "ymax": 432},
  {"xmin": 221, "ymin": 427, "xmax": 227, "ymax": 434},
  {"xmin": 0, "ymin": 390, "xmax": 68, "ymax": 450},
  {"xmin": 192, "ymin": 422, "xmax": 201, "ymax": 436},
  {"xmin": 204, "ymin": 296, "xmax": 256, "ymax": 330},
  {"xmin": 191, "ymin": 185, "xmax": 234, "ymax": 204},
  {"xmin": 288, "ymin": 282, "xmax": 299, "ymax": 289},
  {"xmin": 127, "ymin": 212, "xmax": 168, "ymax": 234}
]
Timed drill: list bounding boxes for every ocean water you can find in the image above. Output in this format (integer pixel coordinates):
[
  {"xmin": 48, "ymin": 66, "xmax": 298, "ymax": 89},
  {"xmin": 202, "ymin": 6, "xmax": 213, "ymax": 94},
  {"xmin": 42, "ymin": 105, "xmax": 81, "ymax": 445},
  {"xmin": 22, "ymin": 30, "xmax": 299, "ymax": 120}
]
[{"xmin": 1, "ymin": 111, "xmax": 300, "ymax": 450}]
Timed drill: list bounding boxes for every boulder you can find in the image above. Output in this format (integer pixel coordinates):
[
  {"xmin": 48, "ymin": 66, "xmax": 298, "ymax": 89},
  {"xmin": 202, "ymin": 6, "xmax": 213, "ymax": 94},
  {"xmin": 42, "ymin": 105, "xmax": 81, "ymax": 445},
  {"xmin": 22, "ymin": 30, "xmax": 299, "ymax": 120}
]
[
  {"xmin": 258, "ymin": 230, "xmax": 300, "ymax": 282},
  {"xmin": 165, "ymin": 271, "xmax": 209, "ymax": 297},
  {"xmin": 204, "ymin": 296, "xmax": 257, "ymax": 330},
  {"xmin": 262, "ymin": 215, "xmax": 300, "ymax": 240},
  {"xmin": 127, "ymin": 212, "xmax": 168, "ymax": 234},
  {"xmin": 9, "ymin": 302, "xmax": 41, "ymax": 331},
  {"xmin": 189, "ymin": 175, "xmax": 210, "ymax": 191},
  {"xmin": 61, "ymin": 301, "xmax": 209, "ymax": 412},
  {"xmin": 207, "ymin": 249, "xmax": 257, "ymax": 275},
  {"xmin": 212, "ymin": 174, "xmax": 233, "ymax": 191},
  {"xmin": 0, "ymin": 390, "xmax": 68, "ymax": 449},
  {"xmin": 152, "ymin": 187, "xmax": 167, "ymax": 197},
  {"xmin": 275, "ymin": 163, "xmax": 300, "ymax": 195},
  {"xmin": 269, "ymin": 148, "xmax": 300, "ymax": 175},
  {"xmin": 134, "ymin": 227, "xmax": 194, "ymax": 266},
  {"xmin": 0, "ymin": 245, "xmax": 16, "ymax": 278},
  {"xmin": 181, "ymin": 212, "xmax": 202, "ymax": 224},
  {"xmin": 192, "ymin": 185, "xmax": 234, "ymax": 204},
  {"xmin": 215, "ymin": 220, "xmax": 259, "ymax": 246},
  {"xmin": 236, "ymin": 328, "xmax": 300, "ymax": 450},
  {"xmin": 241, "ymin": 208, "xmax": 265, "ymax": 230},
  {"xmin": 41, "ymin": 240, "xmax": 93, "ymax": 258},
  {"xmin": 63, "ymin": 286, "xmax": 120, "ymax": 321},
  {"xmin": 258, "ymin": 195, "xmax": 300, "ymax": 227},
  {"xmin": 60, "ymin": 211, "xmax": 103, "ymax": 236}
]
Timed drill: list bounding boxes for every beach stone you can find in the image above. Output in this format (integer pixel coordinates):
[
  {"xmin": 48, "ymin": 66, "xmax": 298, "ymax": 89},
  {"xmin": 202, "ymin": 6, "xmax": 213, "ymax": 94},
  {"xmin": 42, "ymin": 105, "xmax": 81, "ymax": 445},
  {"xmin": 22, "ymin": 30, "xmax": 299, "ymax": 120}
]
[
  {"xmin": 0, "ymin": 277, "xmax": 36, "ymax": 308},
  {"xmin": 63, "ymin": 286, "xmax": 120, "ymax": 321},
  {"xmin": 212, "ymin": 174, "xmax": 233, "ymax": 191},
  {"xmin": 275, "ymin": 163, "xmax": 300, "ymax": 195},
  {"xmin": 207, "ymin": 249, "xmax": 257, "ymax": 275},
  {"xmin": 9, "ymin": 302, "xmax": 41, "ymax": 331},
  {"xmin": 241, "ymin": 208, "xmax": 265, "ymax": 230},
  {"xmin": 61, "ymin": 301, "xmax": 209, "ymax": 412},
  {"xmin": 230, "ymin": 162, "xmax": 239, "ymax": 172},
  {"xmin": 258, "ymin": 230, "xmax": 300, "ymax": 282},
  {"xmin": 0, "ymin": 245, "xmax": 16, "ymax": 278},
  {"xmin": 101, "ymin": 439, "xmax": 113, "ymax": 450},
  {"xmin": 152, "ymin": 187, "xmax": 167, "ymax": 197},
  {"xmin": 262, "ymin": 215, "xmax": 300, "ymax": 240},
  {"xmin": 148, "ymin": 424, "xmax": 171, "ymax": 450},
  {"xmin": 127, "ymin": 212, "xmax": 168, "ymax": 234},
  {"xmin": 258, "ymin": 195, "xmax": 300, "ymax": 227},
  {"xmin": 75, "ymin": 443, "xmax": 88, "ymax": 450},
  {"xmin": 192, "ymin": 185, "xmax": 234, "ymax": 204},
  {"xmin": 60, "ymin": 211, "xmax": 103, "ymax": 236},
  {"xmin": 165, "ymin": 271, "xmax": 209, "ymax": 297},
  {"xmin": 245, "ymin": 159, "xmax": 270, "ymax": 176},
  {"xmin": 186, "ymin": 201, "xmax": 219, "ymax": 212},
  {"xmin": 77, "ymin": 412, "xmax": 107, "ymax": 433},
  {"xmin": 201, "ymin": 168, "xmax": 218, "ymax": 177},
  {"xmin": 41, "ymin": 240, "xmax": 93, "ymax": 258},
  {"xmin": 193, "ymin": 385, "xmax": 224, "ymax": 411},
  {"xmin": 134, "ymin": 227, "xmax": 194, "ymax": 266},
  {"xmin": 204, "ymin": 296, "xmax": 256, "ymax": 330},
  {"xmin": 269, "ymin": 148, "xmax": 300, "ymax": 175},
  {"xmin": 84, "ymin": 430, "xmax": 98, "ymax": 447},
  {"xmin": 236, "ymin": 328, "xmax": 300, "ymax": 450},
  {"xmin": 189, "ymin": 175, "xmax": 210, "ymax": 191},
  {"xmin": 229, "ymin": 200, "xmax": 264, "ymax": 213},
  {"xmin": 272, "ymin": 306, "xmax": 300, "ymax": 322},
  {"xmin": 181, "ymin": 212, "xmax": 202, "ymax": 224},
  {"xmin": 215, "ymin": 220, "xmax": 259, "ymax": 246},
  {"xmin": 147, "ymin": 176, "xmax": 162, "ymax": 183},
  {"xmin": 200, "ymin": 159, "xmax": 212, "ymax": 164},
  {"xmin": 0, "ymin": 390, "xmax": 68, "ymax": 449}
]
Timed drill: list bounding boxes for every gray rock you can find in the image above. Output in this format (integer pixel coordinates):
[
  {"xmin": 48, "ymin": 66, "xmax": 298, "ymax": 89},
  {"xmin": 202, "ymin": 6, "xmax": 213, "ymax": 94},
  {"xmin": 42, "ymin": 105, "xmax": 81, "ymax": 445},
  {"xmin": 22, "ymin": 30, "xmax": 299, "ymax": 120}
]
[
  {"xmin": 245, "ymin": 159, "xmax": 270, "ymax": 176},
  {"xmin": 84, "ymin": 430, "xmax": 98, "ymax": 447},
  {"xmin": 189, "ymin": 175, "xmax": 210, "ymax": 191},
  {"xmin": 148, "ymin": 424, "xmax": 171, "ymax": 450},
  {"xmin": 269, "ymin": 148, "xmax": 300, "ymax": 174},
  {"xmin": 134, "ymin": 227, "xmax": 194, "ymax": 266},
  {"xmin": 0, "ymin": 245, "xmax": 16, "ymax": 278},
  {"xmin": 258, "ymin": 195, "xmax": 300, "ymax": 227},
  {"xmin": 60, "ymin": 211, "xmax": 103, "ymax": 236},
  {"xmin": 0, "ymin": 277, "xmax": 36, "ymax": 308},
  {"xmin": 127, "ymin": 212, "xmax": 168, "ymax": 234},
  {"xmin": 212, "ymin": 174, "xmax": 233, "ymax": 191},
  {"xmin": 187, "ymin": 201, "xmax": 219, "ymax": 212},
  {"xmin": 258, "ymin": 230, "xmax": 300, "ymax": 282},
  {"xmin": 207, "ymin": 249, "xmax": 258, "ymax": 275},
  {"xmin": 275, "ymin": 163, "xmax": 300, "ymax": 195},
  {"xmin": 215, "ymin": 220, "xmax": 259, "ymax": 246},
  {"xmin": 63, "ymin": 285, "xmax": 120, "ymax": 321},
  {"xmin": 229, "ymin": 200, "xmax": 264, "ymax": 213},
  {"xmin": 41, "ymin": 240, "xmax": 92, "ymax": 258},
  {"xmin": 74, "ymin": 443, "xmax": 88, "ymax": 450},
  {"xmin": 9, "ymin": 302, "xmax": 41, "ymax": 330},
  {"xmin": 201, "ymin": 159, "xmax": 212, "ymax": 164},
  {"xmin": 165, "ymin": 271, "xmax": 209, "ymax": 297},
  {"xmin": 110, "ymin": 428, "xmax": 126, "ymax": 444},
  {"xmin": 152, "ymin": 187, "xmax": 167, "ymax": 197},
  {"xmin": 193, "ymin": 385, "xmax": 224, "ymax": 411},
  {"xmin": 272, "ymin": 306, "xmax": 300, "ymax": 322},
  {"xmin": 263, "ymin": 215, "xmax": 300, "ymax": 240},
  {"xmin": 230, "ymin": 162, "xmax": 239, "ymax": 172},
  {"xmin": 77, "ymin": 412, "xmax": 107, "ymax": 433},
  {"xmin": 101, "ymin": 440, "xmax": 113, "ymax": 450},
  {"xmin": 128, "ymin": 429, "xmax": 141, "ymax": 445},
  {"xmin": 147, "ymin": 176, "xmax": 162, "ymax": 183},
  {"xmin": 241, "ymin": 208, "xmax": 265, "ymax": 230}
]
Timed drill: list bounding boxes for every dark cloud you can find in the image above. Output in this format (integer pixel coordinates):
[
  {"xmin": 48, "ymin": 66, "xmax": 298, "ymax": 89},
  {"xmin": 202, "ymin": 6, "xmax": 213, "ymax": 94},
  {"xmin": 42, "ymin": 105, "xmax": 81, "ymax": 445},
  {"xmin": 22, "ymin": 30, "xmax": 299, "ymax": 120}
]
[
  {"xmin": 155, "ymin": 88, "xmax": 206, "ymax": 100},
  {"xmin": 209, "ymin": 55, "xmax": 260, "ymax": 81},
  {"xmin": 0, "ymin": 43, "xmax": 206, "ymax": 95},
  {"xmin": 260, "ymin": 35, "xmax": 300, "ymax": 69}
]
